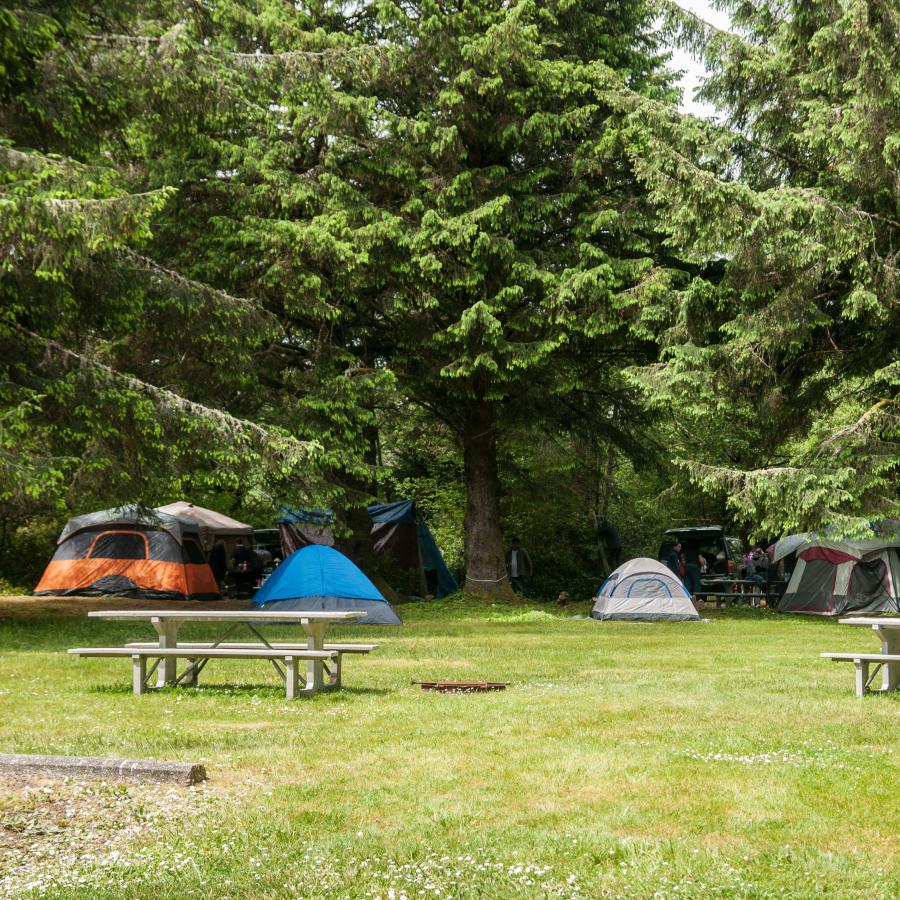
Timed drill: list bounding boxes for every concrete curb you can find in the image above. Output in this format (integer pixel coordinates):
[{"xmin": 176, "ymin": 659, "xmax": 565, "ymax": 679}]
[{"xmin": 0, "ymin": 753, "xmax": 206, "ymax": 785}]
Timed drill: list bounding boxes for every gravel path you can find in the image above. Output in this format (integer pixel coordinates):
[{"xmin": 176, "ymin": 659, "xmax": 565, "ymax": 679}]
[{"xmin": 0, "ymin": 775, "xmax": 226, "ymax": 897}]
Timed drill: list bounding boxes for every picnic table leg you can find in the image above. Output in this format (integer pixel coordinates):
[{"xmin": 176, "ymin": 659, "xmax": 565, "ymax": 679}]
[
  {"xmin": 151, "ymin": 618, "xmax": 179, "ymax": 687},
  {"xmin": 285, "ymin": 656, "xmax": 298, "ymax": 700},
  {"xmin": 183, "ymin": 657, "xmax": 199, "ymax": 687},
  {"xmin": 324, "ymin": 653, "xmax": 342, "ymax": 690},
  {"xmin": 132, "ymin": 654, "xmax": 146, "ymax": 696},
  {"xmin": 301, "ymin": 620, "xmax": 327, "ymax": 694},
  {"xmin": 875, "ymin": 627, "xmax": 900, "ymax": 691},
  {"xmin": 854, "ymin": 659, "xmax": 868, "ymax": 698}
]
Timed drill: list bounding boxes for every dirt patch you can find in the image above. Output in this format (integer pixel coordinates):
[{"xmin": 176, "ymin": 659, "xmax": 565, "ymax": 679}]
[{"xmin": 0, "ymin": 774, "xmax": 238, "ymax": 897}]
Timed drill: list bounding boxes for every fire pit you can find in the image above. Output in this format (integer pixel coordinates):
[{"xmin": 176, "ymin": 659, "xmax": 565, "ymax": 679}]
[{"xmin": 412, "ymin": 681, "xmax": 509, "ymax": 693}]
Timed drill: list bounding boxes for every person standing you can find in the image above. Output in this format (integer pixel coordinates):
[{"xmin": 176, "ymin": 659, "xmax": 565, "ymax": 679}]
[
  {"xmin": 230, "ymin": 538, "xmax": 259, "ymax": 598},
  {"xmin": 745, "ymin": 546, "xmax": 769, "ymax": 606},
  {"xmin": 682, "ymin": 546, "xmax": 702, "ymax": 599},
  {"xmin": 666, "ymin": 541, "xmax": 682, "ymax": 578},
  {"xmin": 230, "ymin": 538, "xmax": 253, "ymax": 570},
  {"xmin": 505, "ymin": 537, "xmax": 533, "ymax": 595}
]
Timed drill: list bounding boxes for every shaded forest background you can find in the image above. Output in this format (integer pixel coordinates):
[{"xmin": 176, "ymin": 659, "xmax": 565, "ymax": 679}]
[{"xmin": 2, "ymin": 1, "xmax": 897, "ymax": 596}]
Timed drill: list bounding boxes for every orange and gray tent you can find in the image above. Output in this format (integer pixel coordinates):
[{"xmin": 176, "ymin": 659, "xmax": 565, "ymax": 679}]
[{"xmin": 34, "ymin": 506, "xmax": 219, "ymax": 601}]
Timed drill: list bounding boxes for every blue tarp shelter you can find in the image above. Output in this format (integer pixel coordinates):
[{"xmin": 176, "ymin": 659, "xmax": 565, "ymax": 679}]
[
  {"xmin": 277, "ymin": 500, "xmax": 458, "ymax": 599},
  {"xmin": 253, "ymin": 545, "xmax": 402, "ymax": 625}
]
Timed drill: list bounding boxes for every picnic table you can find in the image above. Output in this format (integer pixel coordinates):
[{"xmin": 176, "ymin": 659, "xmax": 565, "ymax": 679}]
[
  {"xmin": 69, "ymin": 610, "xmax": 374, "ymax": 699},
  {"xmin": 821, "ymin": 616, "xmax": 900, "ymax": 697},
  {"xmin": 697, "ymin": 578, "xmax": 769, "ymax": 606}
]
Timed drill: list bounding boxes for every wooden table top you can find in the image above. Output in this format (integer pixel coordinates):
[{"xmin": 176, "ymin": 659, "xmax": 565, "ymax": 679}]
[{"xmin": 87, "ymin": 609, "xmax": 366, "ymax": 622}]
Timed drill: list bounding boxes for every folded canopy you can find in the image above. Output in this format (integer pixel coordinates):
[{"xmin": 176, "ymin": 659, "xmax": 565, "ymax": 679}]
[{"xmin": 156, "ymin": 502, "xmax": 253, "ymax": 538}]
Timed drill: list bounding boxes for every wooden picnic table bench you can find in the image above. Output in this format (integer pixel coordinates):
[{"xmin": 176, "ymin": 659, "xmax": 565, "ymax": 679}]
[
  {"xmin": 700, "ymin": 578, "xmax": 770, "ymax": 606},
  {"xmin": 71, "ymin": 610, "xmax": 371, "ymax": 698},
  {"xmin": 124, "ymin": 641, "xmax": 378, "ymax": 654},
  {"xmin": 822, "ymin": 616, "xmax": 900, "ymax": 697},
  {"xmin": 820, "ymin": 652, "xmax": 900, "ymax": 698},
  {"xmin": 124, "ymin": 640, "xmax": 379, "ymax": 692},
  {"xmin": 68, "ymin": 646, "xmax": 338, "ymax": 699}
]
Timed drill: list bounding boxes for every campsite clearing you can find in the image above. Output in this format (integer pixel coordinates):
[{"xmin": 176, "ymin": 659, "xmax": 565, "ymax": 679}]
[{"xmin": 0, "ymin": 595, "xmax": 897, "ymax": 898}]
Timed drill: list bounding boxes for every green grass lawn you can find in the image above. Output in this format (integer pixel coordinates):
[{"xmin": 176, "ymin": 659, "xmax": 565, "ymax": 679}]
[{"xmin": 1, "ymin": 597, "xmax": 898, "ymax": 898}]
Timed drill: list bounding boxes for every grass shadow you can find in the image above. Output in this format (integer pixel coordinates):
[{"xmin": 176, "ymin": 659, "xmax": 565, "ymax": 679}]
[
  {"xmin": 331, "ymin": 685, "xmax": 391, "ymax": 697},
  {"xmin": 85, "ymin": 682, "xmax": 392, "ymax": 699}
]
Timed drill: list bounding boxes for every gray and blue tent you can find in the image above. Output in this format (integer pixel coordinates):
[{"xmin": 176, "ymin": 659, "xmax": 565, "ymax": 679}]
[
  {"xmin": 591, "ymin": 558, "xmax": 700, "ymax": 621},
  {"xmin": 278, "ymin": 500, "xmax": 458, "ymax": 599},
  {"xmin": 253, "ymin": 544, "xmax": 402, "ymax": 625}
]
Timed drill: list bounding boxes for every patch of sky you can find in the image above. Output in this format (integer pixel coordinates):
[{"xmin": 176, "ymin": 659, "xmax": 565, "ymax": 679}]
[{"xmin": 665, "ymin": 1, "xmax": 734, "ymax": 120}]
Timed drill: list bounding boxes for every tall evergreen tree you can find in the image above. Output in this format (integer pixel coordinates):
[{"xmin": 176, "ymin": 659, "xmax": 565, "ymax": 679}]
[
  {"xmin": 625, "ymin": 0, "xmax": 900, "ymax": 538},
  {"xmin": 56, "ymin": 1, "xmax": 679, "ymax": 594},
  {"xmin": 3, "ymin": 2, "xmax": 686, "ymax": 593},
  {"xmin": 196, "ymin": 0, "xmax": 679, "ymax": 594},
  {"xmin": 0, "ymin": 3, "xmax": 320, "ymax": 535}
]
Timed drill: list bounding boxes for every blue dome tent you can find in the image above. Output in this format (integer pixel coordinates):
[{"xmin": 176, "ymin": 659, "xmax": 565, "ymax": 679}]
[{"xmin": 253, "ymin": 545, "xmax": 402, "ymax": 625}]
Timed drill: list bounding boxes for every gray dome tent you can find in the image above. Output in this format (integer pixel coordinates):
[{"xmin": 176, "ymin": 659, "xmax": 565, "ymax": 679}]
[{"xmin": 592, "ymin": 558, "xmax": 700, "ymax": 621}]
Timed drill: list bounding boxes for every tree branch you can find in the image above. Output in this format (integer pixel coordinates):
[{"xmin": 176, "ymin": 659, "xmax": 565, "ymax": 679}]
[{"xmin": 14, "ymin": 326, "xmax": 318, "ymax": 458}]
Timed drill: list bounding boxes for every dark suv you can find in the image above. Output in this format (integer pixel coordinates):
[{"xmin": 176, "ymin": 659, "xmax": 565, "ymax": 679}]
[{"xmin": 658, "ymin": 526, "xmax": 744, "ymax": 596}]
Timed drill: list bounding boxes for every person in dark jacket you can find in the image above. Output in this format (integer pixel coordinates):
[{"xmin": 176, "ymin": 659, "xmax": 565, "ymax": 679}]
[
  {"xmin": 230, "ymin": 539, "xmax": 261, "ymax": 598},
  {"xmin": 230, "ymin": 539, "xmax": 253, "ymax": 570},
  {"xmin": 505, "ymin": 537, "xmax": 533, "ymax": 594},
  {"xmin": 597, "ymin": 519, "xmax": 623, "ymax": 569},
  {"xmin": 666, "ymin": 542, "xmax": 682, "ymax": 578},
  {"xmin": 681, "ymin": 546, "xmax": 702, "ymax": 598}
]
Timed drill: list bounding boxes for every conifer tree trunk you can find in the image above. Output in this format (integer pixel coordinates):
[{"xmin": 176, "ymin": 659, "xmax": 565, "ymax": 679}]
[{"xmin": 462, "ymin": 400, "xmax": 515, "ymax": 599}]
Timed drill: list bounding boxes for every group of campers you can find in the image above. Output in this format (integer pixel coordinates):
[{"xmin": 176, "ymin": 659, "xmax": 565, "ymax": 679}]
[{"xmin": 665, "ymin": 541, "xmax": 770, "ymax": 605}]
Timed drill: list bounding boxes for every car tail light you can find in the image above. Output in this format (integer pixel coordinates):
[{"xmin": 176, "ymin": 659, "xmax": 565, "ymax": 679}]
[{"xmin": 727, "ymin": 559, "xmax": 735, "ymax": 574}]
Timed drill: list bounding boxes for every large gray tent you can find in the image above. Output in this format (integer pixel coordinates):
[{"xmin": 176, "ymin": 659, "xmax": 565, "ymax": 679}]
[{"xmin": 774, "ymin": 522, "xmax": 900, "ymax": 615}]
